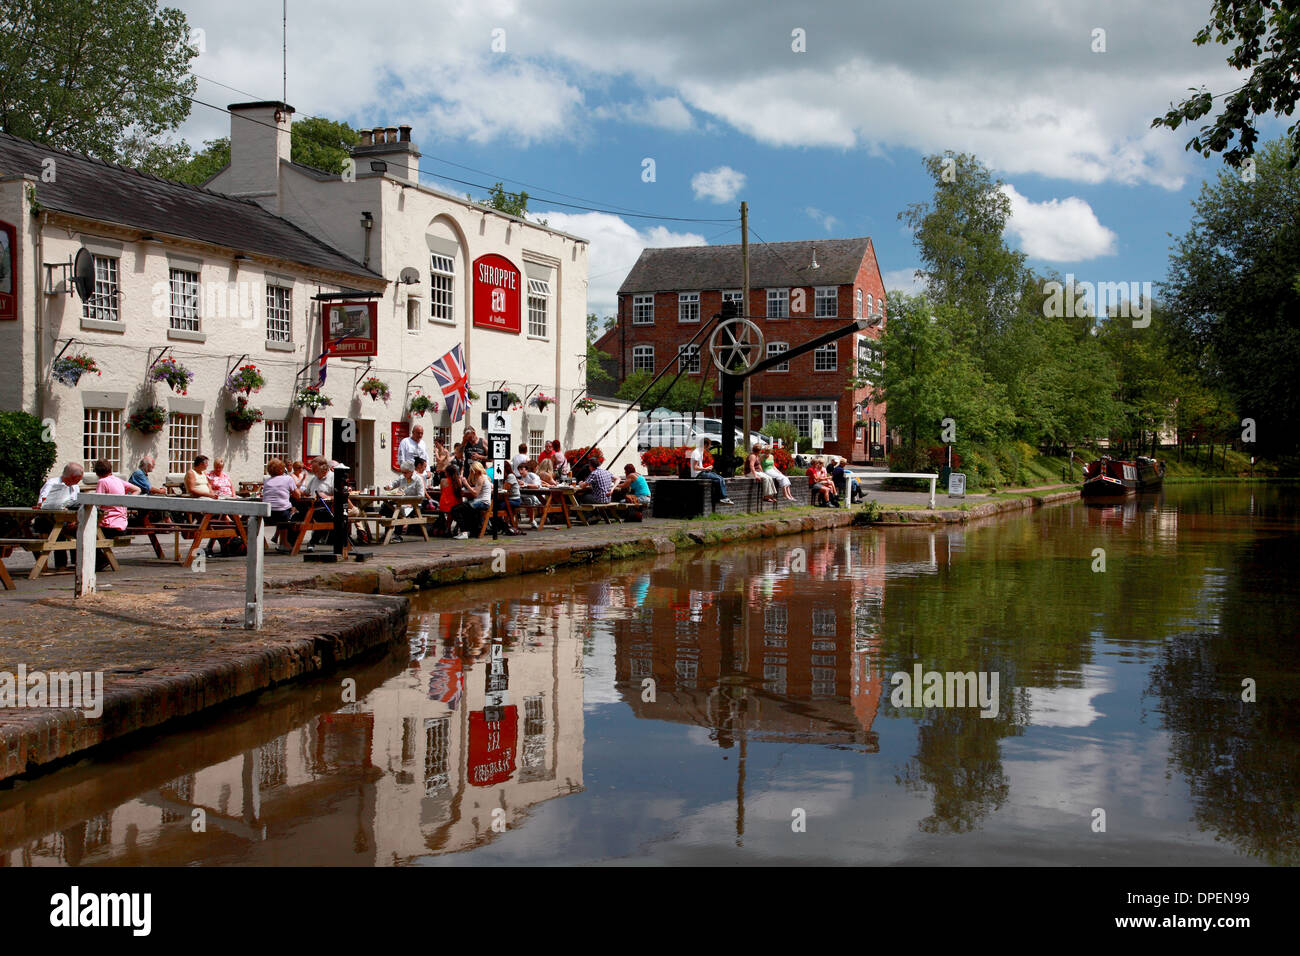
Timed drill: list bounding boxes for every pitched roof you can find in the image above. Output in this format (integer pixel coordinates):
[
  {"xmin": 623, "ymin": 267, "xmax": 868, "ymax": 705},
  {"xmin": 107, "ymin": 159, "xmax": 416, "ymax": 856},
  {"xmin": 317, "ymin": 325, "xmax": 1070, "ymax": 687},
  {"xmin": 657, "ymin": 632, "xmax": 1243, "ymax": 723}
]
[
  {"xmin": 0, "ymin": 131, "xmax": 383, "ymax": 284},
  {"xmin": 617, "ymin": 236, "xmax": 874, "ymax": 295}
]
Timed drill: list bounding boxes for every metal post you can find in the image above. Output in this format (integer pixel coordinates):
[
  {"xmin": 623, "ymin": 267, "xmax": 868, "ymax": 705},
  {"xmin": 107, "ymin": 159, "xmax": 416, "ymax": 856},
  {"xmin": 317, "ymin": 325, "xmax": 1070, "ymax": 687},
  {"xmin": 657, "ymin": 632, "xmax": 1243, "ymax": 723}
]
[
  {"xmin": 721, "ymin": 371, "xmax": 738, "ymax": 475},
  {"xmin": 333, "ymin": 464, "xmax": 348, "ymax": 556},
  {"xmin": 245, "ymin": 515, "xmax": 264, "ymax": 629},
  {"xmin": 740, "ymin": 201, "xmax": 751, "ymax": 456}
]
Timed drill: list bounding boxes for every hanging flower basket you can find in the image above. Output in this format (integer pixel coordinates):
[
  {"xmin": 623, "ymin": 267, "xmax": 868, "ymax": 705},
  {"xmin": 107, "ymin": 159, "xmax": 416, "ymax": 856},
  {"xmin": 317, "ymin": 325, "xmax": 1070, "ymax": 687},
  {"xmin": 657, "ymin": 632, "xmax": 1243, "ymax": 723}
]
[
  {"xmin": 574, "ymin": 396, "xmax": 599, "ymax": 415},
  {"xmin": 360, "ymin": 376, "xmax": 392, "ymax": 403},
  {"xmin": 127, "ymin": 404, "xmax": 168, "ymax": 434},
  {"xmin": 502, "ymin": 390, "xmax": 522, "ymax": 409},
  {"xmin": 51, "ymin": 354, "xmax": 100, "ymax": 387},
  {"xmin": 854, "ymin": 419, "xmax": 871, "ymax": 430},
  {"xmin": 530, "ymin": 393, "xmax": 555, "ymax": 411},
  {"xmin": 226, "ymin": 364, "xmax": 265, "ymax": 394},
  {"xmin": 149, "ymin": 357, "xmax": 195, "ymax": 394},
  {"xmin": 225, "ymin": 397, "xmax": 263, "ymax": 432},
  {"xmin": 293, "ymin": 384, "xmax": 333, "ymax": 412},
  {"xmin": 408, "ymin": 392, "xmax": 440, "ymax": 417}
]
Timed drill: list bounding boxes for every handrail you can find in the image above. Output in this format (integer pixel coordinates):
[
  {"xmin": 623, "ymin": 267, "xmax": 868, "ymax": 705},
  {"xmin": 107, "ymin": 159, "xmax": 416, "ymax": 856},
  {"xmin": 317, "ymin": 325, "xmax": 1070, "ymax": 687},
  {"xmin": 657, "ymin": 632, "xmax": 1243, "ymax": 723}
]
[{"xmin": 852, "ymin": 471, "xmax": 939, "ymax": 509}]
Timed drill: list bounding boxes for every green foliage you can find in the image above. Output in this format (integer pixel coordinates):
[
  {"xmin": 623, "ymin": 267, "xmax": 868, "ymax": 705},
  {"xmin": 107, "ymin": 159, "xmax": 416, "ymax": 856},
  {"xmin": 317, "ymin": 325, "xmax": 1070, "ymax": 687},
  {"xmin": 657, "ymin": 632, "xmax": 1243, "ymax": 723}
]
[
  {"xmin": 586, "ymin": 313, "xmax": 614, "ymax": 388},
  {"xmin": 165, "ymin": 137, "xmax": 229, "ymax": 185},
  {"xmin": 486, "ymin": 182, "xmax": 529, "ymax": 216},
  {"xmin": 291, "ymin": 117, "xmax": 360, "ymax": 174},
  {"xmin": 0, "ymin": 0, "xmax": 197, "ymax": 170},
  {"xmin": 1162, "ymin": 137, "xmax": 1300, "ymax": 457},
  {"xmin": 0, "ymin": 410, "xmax": 57, "ymax": 506},
  {"xmin": 762, "ymin": 419, "xmax": 802, "ymax": 452},
  {"xmin": 1151, "ymin": 1, "xmax": 1300, "ymax": 168},
  {"xmin": 616, "ymin": 370, "xmax": 714, "ymax": 413}
]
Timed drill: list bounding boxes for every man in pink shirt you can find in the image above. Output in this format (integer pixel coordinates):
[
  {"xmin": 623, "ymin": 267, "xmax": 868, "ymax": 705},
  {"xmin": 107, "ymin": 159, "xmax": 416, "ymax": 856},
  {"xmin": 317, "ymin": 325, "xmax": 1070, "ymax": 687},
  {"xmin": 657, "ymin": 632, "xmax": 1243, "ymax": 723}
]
[{"xmin": 92, "ymin": 459, "xmax": 138, "ymax": 569}]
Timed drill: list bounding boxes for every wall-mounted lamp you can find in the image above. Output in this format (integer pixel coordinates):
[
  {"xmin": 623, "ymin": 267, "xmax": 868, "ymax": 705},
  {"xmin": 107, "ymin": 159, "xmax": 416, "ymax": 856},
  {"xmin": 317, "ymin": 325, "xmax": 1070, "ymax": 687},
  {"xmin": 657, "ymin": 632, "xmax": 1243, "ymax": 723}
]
[
  {"xmin": 370, "ymin": 160, "xmax": 388, "ymax": 173},
  {"xmin": 379, "ymin": 432, "xmax": 386, "ymax": 449},
  {"xmin": 361, "ymin": 211, "xmax": 374, "ymax": 230}
]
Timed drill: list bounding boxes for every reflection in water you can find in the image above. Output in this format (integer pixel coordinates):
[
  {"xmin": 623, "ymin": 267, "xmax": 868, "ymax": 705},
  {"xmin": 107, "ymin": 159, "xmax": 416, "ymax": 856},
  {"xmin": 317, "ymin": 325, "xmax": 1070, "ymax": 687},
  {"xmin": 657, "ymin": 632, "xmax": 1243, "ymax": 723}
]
[{"xmin": 0, "ymin": 483, "xmax": 1295, "ymax": 865}]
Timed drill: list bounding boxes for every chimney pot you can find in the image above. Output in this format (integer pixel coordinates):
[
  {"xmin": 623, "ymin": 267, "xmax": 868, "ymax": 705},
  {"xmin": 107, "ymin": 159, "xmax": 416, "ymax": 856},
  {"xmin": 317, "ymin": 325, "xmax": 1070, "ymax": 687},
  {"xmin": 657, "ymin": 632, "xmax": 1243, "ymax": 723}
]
[
  {"xmin": 385, "ymin": 126, "xmax": 398, "ymax": 143},
  {"xmin": 372, "ymin": 127, "xmax": 384, "ymax": 143},
  {"xmin": 359, "ymin": 129, "xmax": 373, "ymax": 146},
  {"xmin": 399, "ymin": 125, "xmax": 412, "ymax": 142}
]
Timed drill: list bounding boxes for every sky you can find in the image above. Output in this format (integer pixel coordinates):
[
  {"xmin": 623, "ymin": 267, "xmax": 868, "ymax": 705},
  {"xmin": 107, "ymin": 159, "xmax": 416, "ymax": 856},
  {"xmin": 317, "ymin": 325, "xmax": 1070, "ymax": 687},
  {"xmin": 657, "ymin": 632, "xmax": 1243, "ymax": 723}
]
[{"xmin": 170, "ymin": 0, "xmax": 1274, "ymax": 319}]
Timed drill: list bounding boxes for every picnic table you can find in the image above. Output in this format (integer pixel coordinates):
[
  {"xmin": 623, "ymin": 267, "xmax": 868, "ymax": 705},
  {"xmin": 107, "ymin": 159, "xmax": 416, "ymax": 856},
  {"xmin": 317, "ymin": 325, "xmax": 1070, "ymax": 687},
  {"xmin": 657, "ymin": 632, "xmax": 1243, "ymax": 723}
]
[
  {"xmin": 349, "ymin": 494, "xmax": 429, "ymax": 544},
  {"xmin": 0, "ymin": 505, "xmax": 121, "ymax": 582},
  {"xmin": 533, "ymin": 485, "xmax": 581, "ymax": 529}
]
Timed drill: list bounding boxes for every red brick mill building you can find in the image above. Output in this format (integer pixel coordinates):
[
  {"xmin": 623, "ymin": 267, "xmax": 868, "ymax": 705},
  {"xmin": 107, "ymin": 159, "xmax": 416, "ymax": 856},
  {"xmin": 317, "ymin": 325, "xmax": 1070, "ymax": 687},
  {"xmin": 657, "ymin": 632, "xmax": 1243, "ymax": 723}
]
[{"xmin": 597, "ymin": 237, "xmax": 888, "ymax": 462}]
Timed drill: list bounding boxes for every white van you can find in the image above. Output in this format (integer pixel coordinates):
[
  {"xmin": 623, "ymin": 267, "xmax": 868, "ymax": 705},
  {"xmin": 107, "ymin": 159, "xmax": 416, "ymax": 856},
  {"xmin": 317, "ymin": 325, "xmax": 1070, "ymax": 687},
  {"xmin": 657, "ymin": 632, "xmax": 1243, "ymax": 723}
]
[{"xmin": 636, "ymin": 414, "xmax": 770, "ymax": 451}]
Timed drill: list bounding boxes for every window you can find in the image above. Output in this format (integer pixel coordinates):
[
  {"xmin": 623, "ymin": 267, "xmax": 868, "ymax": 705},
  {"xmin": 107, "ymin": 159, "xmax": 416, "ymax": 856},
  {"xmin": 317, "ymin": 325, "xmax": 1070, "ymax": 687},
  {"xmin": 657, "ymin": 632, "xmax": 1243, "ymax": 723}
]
[
  {"xmin": 812, "ymin": 607, "xmax": 837, "ymax": 636},
  {"xmin": 764, "ymin": 604, "xmax": 787, "ymax": 634},
  {"xmin": 82, "ymin": 408, "xmax": 121, "ymax": 472},
  {"xmin": 867, "ymin": 293, "xmax": 874, "ymax": 317},
  {"xmin": 82, "ymin": 256, "xmax": 120, "ymax": 322},
  {"xmin": 407, "ymin": 298, "xmax": 420, "ymax": 332},
  {"xmin": 856, "ymin": 289, "xmax": 863, "ymax": 318},
  {"xmin": 266, "ymin": 284, "xmax": 292, "ymax": 342},
  {"xmin": 814, "ymin": 343, "xmax": 837, "ymax": 371},
  {"xmin": 632, "ymin": 293, "xmax": 654, "ymax": 325},
  {"xmin": 432, "ymin": 425, "xmax": 451, "ymax": 447},
  {"xmin": 677, "ymin": 344, "xmax": 701, "ymax": 373},
  {"xmin": 678, "ymin": 292, "xmax": 700, "ymax": 323},
  {"xmin": 529, "ymin": 430, "xmax": 545, "ymax": 458},
  {"xmin": 722, "ymin": 289, "xmax": 744, "ymax": 315},
  {"xmin": 424, "ymin": 716, "xmax": 450, "ymax": 795},
  {"xmin": 766, "ymin": 288, "xmax": 789, "ymax": 318},
  {"xmin": 168, "ymin": 413, "xmax": 201, "ymax": 474},
  {"xmin": 527, "ymin": 277, "xmax": 550, "ymax": 337},
  {"xmin": 766, "ymin": 341, "xmax": 789, "ymax": 372},
  {"xmin": 632, "ymin": 344, "xmax": 655, "ymax": 374},
  {"xmin": 762, "ymin": 402, "xmax": 838, "ymax": 441},
  {"xmin": 815, "ymin": 287, "xmax": 837, "ymax": 317},
  {"xmin": 264, "ymin": 420, "xmax": 288, "ymax": 470},
  {"xmin": 169, "ymin": 269, "xmax": 200, "ymax": 332},
  {"xmin": 430, "ymin": 253, "xmax": 454, "ymax": 323},
  {"xmin": 856, "ymin": 338, "xmax": 879, "ymax": 382}
]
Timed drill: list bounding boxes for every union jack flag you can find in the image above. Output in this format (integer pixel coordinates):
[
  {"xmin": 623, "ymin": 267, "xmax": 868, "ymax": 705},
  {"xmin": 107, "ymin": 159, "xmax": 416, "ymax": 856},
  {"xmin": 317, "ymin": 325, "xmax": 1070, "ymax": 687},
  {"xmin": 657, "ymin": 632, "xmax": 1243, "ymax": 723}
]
[{"xmin": 430, "ymin": 344, "xmax": 470, "ymax": 423}]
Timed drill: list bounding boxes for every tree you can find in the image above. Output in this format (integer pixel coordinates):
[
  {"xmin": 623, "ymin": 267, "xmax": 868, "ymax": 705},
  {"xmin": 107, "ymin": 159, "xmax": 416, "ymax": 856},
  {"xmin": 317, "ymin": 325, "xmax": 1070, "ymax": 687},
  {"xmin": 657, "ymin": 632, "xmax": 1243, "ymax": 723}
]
[
  {"xmin": 291, "ymin": 117, "xmax": 360, "ymax": 174},
  {"xmin": 1161, "ymin": 137, "xmax": 1300, "ymax": 458},
  {"xmin": 0, "ymin": 411, "xmax": 56, "ymax": 506},
  {"xmin": 0, "ymin": 0, "xmax": 197, "ymax": 172},
  {"xmin": 616, "ymin": 370, "xmax": 715, "ymax": 414},
  {"xmin": 1152, "ymin": 0, "xmax": 1300, "ymax": 168},
  {"xmin": 486, "ymin": 182, "xmax": 529, "ymax": 216},
  {"xmin": 585, "ymin": 314, "xmax": 615, "ymax": 389},
  {"xmin": 163, "ymin": 137, "xmax": 228, "ymax": 184}
]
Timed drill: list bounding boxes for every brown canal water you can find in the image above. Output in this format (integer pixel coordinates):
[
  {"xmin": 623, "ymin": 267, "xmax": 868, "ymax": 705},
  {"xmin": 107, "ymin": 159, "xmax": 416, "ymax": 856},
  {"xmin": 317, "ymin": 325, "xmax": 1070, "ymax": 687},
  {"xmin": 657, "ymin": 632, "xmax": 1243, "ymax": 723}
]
[{"xmin": 1, "ymin": 482, "xmax": 1296, "ymax": 866}]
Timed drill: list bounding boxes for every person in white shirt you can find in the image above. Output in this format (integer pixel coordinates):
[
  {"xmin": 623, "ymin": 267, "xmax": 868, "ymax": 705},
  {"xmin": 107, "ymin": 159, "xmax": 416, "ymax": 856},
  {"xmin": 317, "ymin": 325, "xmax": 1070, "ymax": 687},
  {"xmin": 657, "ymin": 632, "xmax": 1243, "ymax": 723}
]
[
  {"xmin": 397, "ymin": 425, "xmax": 428, "ymax": 471},
  {"xmin": 690, "ymin": 438, "xmax": 734, "ymax": 506},
  {"xmin": 381, "ymin": 461, "xmax": 426, "ymax": 536},
  {"xmin": 36, "ymin": 463, "xmax": 84, "ymax": 569},
  {"xmin": 511, "ymin": 442, "xmax": 529, "ymax": 473}
]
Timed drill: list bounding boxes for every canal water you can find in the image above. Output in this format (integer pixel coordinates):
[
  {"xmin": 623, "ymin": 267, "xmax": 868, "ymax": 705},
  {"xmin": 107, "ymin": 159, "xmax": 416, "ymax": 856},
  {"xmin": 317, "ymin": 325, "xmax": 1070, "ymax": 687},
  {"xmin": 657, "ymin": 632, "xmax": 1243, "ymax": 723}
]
[{"xmin": 1, "ymin": 483, "xmax": 1296, "ymax": 866}]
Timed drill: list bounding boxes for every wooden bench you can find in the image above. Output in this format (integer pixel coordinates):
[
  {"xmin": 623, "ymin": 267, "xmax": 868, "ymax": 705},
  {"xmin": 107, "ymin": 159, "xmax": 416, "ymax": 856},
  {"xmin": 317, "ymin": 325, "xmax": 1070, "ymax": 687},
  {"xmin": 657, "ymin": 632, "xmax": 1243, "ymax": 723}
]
[
  {"xmin": 0, "ymin": 543, "xmax": 18, "ymax": 589},
  {"xmin": 281, "ymin": 503, "xmax": 351, "ymax": 557}
]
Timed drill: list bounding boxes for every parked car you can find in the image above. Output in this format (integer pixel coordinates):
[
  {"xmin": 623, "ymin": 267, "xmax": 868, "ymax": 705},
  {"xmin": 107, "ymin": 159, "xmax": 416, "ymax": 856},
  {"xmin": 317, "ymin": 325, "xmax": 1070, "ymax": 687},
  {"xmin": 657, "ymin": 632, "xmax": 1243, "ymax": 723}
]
[{"xmin": 636, "ymin": 414, "xmax": 772, "ymax": 452}]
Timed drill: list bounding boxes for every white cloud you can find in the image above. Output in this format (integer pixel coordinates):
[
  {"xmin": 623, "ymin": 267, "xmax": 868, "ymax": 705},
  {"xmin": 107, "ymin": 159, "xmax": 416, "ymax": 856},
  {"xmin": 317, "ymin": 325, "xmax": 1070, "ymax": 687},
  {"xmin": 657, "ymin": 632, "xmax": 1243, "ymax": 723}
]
[
  {"xmin": 592, "ymin": 96, "xmax": 693, "ymax": 131},
  {"xmin": 532, "ymin": 210, "xmax": 706, "ymax": 318},
  {"xmin": 690, "ymin": 165, "xmax": 746, "ymax": 204},
  {"xmin": 805, "ymin": 206, "xmax": 839, "ymax": 233},
  {"xmin": 1000, "ymin": 184, "xmax": 1118, "ymax": 261},
  {"xmin": 881, "ymin": 267, "xmax": 926, "ymax": 296}
]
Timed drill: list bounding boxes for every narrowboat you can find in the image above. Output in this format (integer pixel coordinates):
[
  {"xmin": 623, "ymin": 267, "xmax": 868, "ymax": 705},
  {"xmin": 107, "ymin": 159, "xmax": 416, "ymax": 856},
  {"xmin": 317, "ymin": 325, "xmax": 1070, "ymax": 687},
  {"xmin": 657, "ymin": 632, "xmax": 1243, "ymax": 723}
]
[{"xmin": 1080, "ymin": 455, "xmax": 1165, "ymax": 498}]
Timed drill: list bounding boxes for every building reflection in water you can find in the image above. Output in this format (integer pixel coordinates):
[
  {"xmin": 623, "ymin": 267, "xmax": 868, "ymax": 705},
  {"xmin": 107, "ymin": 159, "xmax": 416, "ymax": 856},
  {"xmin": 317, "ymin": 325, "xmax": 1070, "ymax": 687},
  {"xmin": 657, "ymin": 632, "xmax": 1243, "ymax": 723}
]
[{"xmin": 0, "ymin": 596, "xmax": 586, "ymax": 866}]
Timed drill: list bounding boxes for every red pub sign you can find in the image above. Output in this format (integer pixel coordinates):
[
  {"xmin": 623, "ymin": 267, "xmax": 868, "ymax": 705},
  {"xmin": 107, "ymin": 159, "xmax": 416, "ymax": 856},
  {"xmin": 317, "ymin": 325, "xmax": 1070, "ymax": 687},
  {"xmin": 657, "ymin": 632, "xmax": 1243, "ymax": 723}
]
[
  {"xmin": 472, "ymin": 253, "xmax": 521, "ymax": 334},
  {"xmin": 323, "ymin": 300, "xmax": 378, "ymax": 356},
  {"xmin": 468, "ymin": 707, "xmax": 518, "ymax": 787},
  {"xmin": 0, "ymin": 221, "xmax": 16, "ymax": 321}
]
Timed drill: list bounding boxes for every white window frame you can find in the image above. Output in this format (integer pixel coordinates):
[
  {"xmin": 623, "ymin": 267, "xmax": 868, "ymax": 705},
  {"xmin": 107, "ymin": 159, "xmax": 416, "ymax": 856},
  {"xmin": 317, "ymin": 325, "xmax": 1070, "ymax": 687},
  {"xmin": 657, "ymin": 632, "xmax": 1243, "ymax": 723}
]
[
  {"xmin": 632, "ymin": 344, "xmax": 655, "ymax": 374},
  {"xmin": 632, "ymin": 293, "xmax": 654, "ymax": 325},
  {"xmin": 168, "ymin": 413, "xmax": 201, "ymax": 475},
  {"xmin": 721, "ymin": 290, "xmax": 744, "ymax": 315},
  {"xmin": 83, "ymin": 255, "xmax": 120, "ymax": 323},
  {"xmin": 677, "ymin": 344, "xmax": 701, "ymax": 374},
  {"xmin": 528, "ymin": 430, "xmax": 545, "ymax": 458},
  {"xmin": 766, "ymin": 288, "xmax": 789, "ymax": 319},
  {"xmin": 168, "ymin": 268, "xmax": 201, "ymax": 332},
  {"xmin": 430, "ymin": 253, "xmax": 455, "ymax": 324},
  {"xmin": 266, "ymin": 283, "xmax": 293, "ymax": 343},
  {"xmin": 766, "ymin": 341, "xmax": 789, "ymax": 372},
  {"xmin": 82, "ymin": 408, "xmax": 121, "ymax": 473},
  {"xmin": 856, "ymin": 289, "xmax": 863, "ymax": 319},
  {"xmin": 814, "ymin": 343, "xmax": 837, "ymax": 372},
  {"xmin": 678, "ymin": 292, "xmax": 700, "ymax": 324},
  {"xmin": 264, "ymin": 420, "xmax": 289, "ymax": 470},
  {"xmin": 762, "ymin": 401, "xmax": 838, "ymax": 442},
  {"xmin": 527, "ymin": 277, "xmax": 550, "ymax": 338},
  {"xmin": 815, "ymin": 286, "xmax": 837, "ymax": 318}
]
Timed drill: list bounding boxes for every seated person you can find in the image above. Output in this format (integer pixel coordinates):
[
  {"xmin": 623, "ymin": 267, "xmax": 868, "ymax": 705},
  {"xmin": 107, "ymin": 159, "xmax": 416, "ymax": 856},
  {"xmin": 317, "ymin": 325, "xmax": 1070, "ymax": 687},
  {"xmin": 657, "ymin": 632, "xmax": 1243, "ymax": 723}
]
[
  {"xmin": 535, "ymin": 458, "xmax": 558, "ymax": 487},
  {"xmin": 690, "ymin": 438, "xmax": 734, "ymax": 505},
  {"xmin": 92, "ymin": 458, "xmax": 139, "ymax": 570},
  {"xmin": 36, "ymin": 462, "xmax": 84, "ymax": 569},
  {"xmin": 744, "ymin": 445, "xmax": 778, "ymax": 501},
  {"xmin": 516, "ymin": 462, "xmax": 544, "ymax": 524},
  {"xmin": 381, "ymin": 461, "xmax": 426, "ymax": 541},
  {"xmin": 763, "ymin": 449, "xmax": 795, "ymax": 501},
  {"xmin": 573, "ymin": 462, "xmax": 614, "ymax": 504},
  {"xmin": 260, "ymin": 458, "xmax": 298, "ymax": 550},
  {"xmin": 128, "ymin": 454, "xmax": 167, "ymax": 494},
  {"xmin": 437, "ymin": 463, "xmax": 464, "ymax": 536},
  {"xmin": 611, "ymin": 464, "xmax": 651, "ymax": 507},
  {"xmin": 207, "ymin": 458, "xmax": 235, "ymax": 498},
  {"xmin": 185, "ymin": 456, "xmax": 219, "ymax": 498},
  {"xmin": 807, "ymin": 458, "xmax": 838, "ymax": 507},
  {"xmin": 451, "ymin": 462, "xmax": 492, "ymax": 539},
  {"xmin": 291, "ymin": 457, "xmax": 336, "ymax": 550}
]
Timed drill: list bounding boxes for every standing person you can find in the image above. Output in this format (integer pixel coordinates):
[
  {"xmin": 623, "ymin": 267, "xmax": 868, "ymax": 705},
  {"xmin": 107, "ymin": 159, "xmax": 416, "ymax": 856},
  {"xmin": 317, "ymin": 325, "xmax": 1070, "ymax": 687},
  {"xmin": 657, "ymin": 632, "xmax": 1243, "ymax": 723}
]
[
  {"xmin": 763, "ymin": 447, "xmax": 795, "ymax": 501},
  {"xmin": 398, "ymin": 424, "xmax": 428, "ymax": 470},
  {"xmin": 36, "ymin": 463, "xmax": 83, "ymax": 569},
  {"xmin": 207, "ymin": 457, "xmax": 234, "ymax": 498},
  {"xmin": 432, "ymin": 437, "xmax": 451, "ymax": 474},
  {"xmin": 185, "ymin": 456, "xmax": 218, "ymax": 499},
  {"xmin": 745, "ymin": 444, "xmax": 778, "ymax": 502},
  {"xmin": 92, "ymin": 459, "xmax": 138, "ymax": 570},
  {"xmin": 512, "ymin": 442, "xmax": 529, "ymax": 473},
  {"xmin": 551, "ymin": 440, "xmax": 570, "ymax": 481},
  {"xmin": 461, "ymin": 426, "xmax": 488, "ymax": 472},
  {"xmin": 260, "ymin": 458, "xmax": 298, "ymax": 551},
  {"xmin": 437, "ymin": 463, "xmax": 463, "ymax": 536},
  {"xmin": 128, "ymin": 455, "xmax": 166, "ymax": 494},
  {"xmin": 690, "ymin": 437, "xmax": 734, "ymax": 506}
]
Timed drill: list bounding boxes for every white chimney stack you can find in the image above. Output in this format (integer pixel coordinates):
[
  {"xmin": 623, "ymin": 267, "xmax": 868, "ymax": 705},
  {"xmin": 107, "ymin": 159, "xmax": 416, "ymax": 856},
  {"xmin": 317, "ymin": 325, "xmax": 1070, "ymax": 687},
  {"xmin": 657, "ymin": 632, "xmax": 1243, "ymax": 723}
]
[{"xmin": 226, "ymin": 101, "xmax": 294, "ymax": 212}]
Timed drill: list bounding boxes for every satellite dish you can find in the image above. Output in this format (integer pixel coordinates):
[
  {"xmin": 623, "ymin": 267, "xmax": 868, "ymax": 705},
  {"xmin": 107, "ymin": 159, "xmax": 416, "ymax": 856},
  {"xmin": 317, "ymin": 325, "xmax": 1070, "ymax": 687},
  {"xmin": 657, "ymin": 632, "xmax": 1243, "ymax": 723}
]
[
  {"xmin": 72, "ymin": 248, "xmax": 95, "ymax": 301},
  {"xmin": 398, "ymin": 266, "xmax": 420, "ymax": 285}
]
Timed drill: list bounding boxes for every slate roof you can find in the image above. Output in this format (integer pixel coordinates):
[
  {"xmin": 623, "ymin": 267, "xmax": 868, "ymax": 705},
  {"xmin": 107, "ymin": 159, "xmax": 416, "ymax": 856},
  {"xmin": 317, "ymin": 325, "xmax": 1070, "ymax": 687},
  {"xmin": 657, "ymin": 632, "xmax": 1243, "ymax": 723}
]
[
  {"xmin": 617, "ymin": 236, "xmax": 874, "ymax": 295},
  {"xmin": 0, "ymin": 131, "xmax": 383, "ymax": 284}
]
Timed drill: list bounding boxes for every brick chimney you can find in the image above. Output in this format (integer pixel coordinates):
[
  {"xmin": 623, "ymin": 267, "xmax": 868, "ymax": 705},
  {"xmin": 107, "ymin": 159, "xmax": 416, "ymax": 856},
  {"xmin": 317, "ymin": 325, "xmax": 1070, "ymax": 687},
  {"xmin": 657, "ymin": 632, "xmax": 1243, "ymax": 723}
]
[
  {"xmin": 350, "ymin": 122, "xmax": 420, "ymax": 183},
  {"xmin": 226, "ymin": 101, "xmax": 293, "ymax": 211}
]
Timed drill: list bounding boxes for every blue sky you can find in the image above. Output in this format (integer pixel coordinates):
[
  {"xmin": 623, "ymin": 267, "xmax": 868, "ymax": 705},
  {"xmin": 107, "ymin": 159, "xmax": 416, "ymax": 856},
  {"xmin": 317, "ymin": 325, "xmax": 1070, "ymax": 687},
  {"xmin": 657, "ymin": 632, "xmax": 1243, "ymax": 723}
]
[{"xmin": 173, "ymin": 0, "xmax": 1277, "ymax": 317}]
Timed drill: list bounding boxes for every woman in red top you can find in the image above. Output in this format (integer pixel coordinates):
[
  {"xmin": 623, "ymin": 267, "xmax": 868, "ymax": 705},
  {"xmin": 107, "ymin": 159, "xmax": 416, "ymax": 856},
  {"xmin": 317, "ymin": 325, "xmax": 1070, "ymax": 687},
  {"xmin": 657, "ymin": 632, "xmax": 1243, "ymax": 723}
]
[
  {"xmin": 807, "ymin": 458, "xmax": 835, "ymax": 506},
  {"xmin": 438, "ymin": 464, "xmax": 463, "ymax": 536}
]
